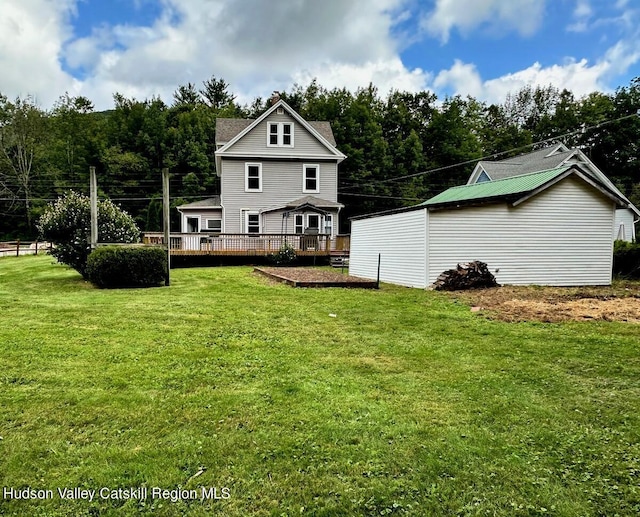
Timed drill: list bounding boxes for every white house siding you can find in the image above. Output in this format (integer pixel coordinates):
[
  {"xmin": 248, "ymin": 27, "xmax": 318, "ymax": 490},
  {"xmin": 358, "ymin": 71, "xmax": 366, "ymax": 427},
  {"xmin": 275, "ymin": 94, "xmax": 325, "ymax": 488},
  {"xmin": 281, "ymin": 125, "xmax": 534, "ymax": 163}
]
[
  {"xmin": 221, "ymin": 160, "xmax": 338, "ymax": 233},
  {"xmin": 614, "ymin": 208, "xmax": 636, "ymax": 242},
  {"xmin": 224, "ymin": 112, "xmax": 329, "ymax": 157},
  {"xmin": 428, "ymin": 177, "xmax": 615, "ymax": 286},
  {"xmin": 349, "ymin": 209, "xmax": 428, "ymax": 288}
]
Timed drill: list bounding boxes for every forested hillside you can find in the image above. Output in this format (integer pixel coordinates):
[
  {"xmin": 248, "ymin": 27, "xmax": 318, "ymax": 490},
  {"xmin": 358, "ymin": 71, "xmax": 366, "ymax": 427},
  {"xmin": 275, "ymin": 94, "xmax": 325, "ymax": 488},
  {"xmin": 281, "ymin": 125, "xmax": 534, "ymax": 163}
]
[{"xmin": 1, "ymin": 76, "xmax": 639, "ymax": 238}]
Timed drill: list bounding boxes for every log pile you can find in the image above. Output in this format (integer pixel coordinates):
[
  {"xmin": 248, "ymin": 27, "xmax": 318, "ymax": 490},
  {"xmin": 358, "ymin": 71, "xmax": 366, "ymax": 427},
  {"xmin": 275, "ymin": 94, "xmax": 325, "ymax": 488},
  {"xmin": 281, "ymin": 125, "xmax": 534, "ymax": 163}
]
[{"xmin": 432, "ymin": 261, "xmax": 499, "ymax": 291}]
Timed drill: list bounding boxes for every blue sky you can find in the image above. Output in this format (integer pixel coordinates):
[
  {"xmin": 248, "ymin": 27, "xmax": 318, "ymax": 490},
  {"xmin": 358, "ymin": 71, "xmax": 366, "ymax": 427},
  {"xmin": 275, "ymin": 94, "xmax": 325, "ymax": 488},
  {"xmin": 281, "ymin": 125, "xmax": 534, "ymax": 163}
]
[{"xmin": 1, "ymin": 0, "xmax": 639, "ymax": 110}]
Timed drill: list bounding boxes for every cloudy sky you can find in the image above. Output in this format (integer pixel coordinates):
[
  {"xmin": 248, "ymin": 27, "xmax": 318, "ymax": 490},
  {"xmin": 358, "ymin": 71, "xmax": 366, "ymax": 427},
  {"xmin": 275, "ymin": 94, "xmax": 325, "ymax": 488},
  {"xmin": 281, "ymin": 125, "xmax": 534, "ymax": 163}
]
[{"xmin": 1, "ymin": 0, "xmax": 639, "ymax": 110}]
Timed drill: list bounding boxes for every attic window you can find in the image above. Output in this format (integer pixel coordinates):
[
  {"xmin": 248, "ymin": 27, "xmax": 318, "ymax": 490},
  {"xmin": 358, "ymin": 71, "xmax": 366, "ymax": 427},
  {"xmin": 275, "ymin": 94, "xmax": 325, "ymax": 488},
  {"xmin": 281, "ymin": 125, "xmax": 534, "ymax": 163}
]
[
  {"xmin": 276, "ymin": 107, "xmax": 284, "ymax": 115},
  {"xmin": 477, "ymin": 171, "xmax": 491, "ymax": 183},
  {"xmin": 267, "ymin": 122, "xmax": 294, "ymax": 147}
]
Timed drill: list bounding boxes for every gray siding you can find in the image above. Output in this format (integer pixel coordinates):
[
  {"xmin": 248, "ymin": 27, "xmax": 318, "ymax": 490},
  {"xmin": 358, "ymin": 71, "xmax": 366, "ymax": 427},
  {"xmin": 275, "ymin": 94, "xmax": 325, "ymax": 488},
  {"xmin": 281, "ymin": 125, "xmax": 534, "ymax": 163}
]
[
  {"xmin": 263, "ymin": 209, "xmax": 340, "ymax": 235},
  {"xmin": 224, "ymin": 111, "xmax": 332, "ymax": 157},
  {"xmin": 428, "ymin": 177, "xmax": 615, "ymax": 286},
  {"xmin": 179, "ymin": 209, "xmax": 222, "ymax": 232},
  {"xmin": 221, "ymin": 160, "xmax": 338, "ymax": 233},
  {"xmin": 614, "ymin": 208, "xmax": 636, "ymax": 242},
  {"xmin": 349, "ymin": 210, "xmax": 428, "ymax": 288}
]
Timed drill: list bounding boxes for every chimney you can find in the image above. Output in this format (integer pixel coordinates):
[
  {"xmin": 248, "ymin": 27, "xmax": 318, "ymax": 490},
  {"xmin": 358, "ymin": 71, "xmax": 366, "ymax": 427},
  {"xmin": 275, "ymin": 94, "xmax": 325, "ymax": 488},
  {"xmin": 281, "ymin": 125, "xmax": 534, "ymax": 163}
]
[{"xmin": 270, "ymin": 91, "xmax": 281, "ymax": 106}]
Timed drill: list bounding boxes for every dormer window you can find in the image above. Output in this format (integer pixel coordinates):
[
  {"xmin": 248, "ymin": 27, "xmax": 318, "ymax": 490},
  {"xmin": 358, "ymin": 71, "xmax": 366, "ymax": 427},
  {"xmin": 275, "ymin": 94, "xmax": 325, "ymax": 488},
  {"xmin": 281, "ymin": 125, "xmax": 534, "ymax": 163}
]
[{"xmin": 267, "ymin": 122, "xmax": 294, "ymax": 147}]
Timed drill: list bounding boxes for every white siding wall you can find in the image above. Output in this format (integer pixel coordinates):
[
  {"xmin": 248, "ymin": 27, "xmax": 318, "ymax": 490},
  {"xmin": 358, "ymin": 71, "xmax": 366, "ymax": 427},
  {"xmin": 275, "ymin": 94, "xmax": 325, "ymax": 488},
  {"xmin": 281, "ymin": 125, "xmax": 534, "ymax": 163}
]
[
  {"xmin": 428, "ymin": 177, "xmax": 615, "ymax": 286},
  {"xmin": 221, "ymin": 160, "xmax": 338, "ymax": 233},
  {"xmin": 614, "ymin": 208, "xmax": 636, "ymax": 242},
  {"xmin": 349, "ymin": 210, "xmax": 428, "ymax": 288}
]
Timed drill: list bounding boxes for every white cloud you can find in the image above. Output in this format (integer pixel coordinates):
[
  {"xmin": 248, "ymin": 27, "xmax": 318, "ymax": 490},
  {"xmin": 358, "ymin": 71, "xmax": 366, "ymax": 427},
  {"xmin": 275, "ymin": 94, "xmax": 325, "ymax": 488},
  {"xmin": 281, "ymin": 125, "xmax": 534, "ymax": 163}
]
[
  {"xmin": 422, "ymin": 0, "xmax": 546, "ymax": 43},
  {"xmin": 65, "ymin": 0, "xmax": 426, "ymax": 109},
  {"xmin": 567, "ymin": 0, "xmax": 593, "ymax": 33},
  {"xmin": 432, "ymin": 35, "xmax": 640, "ymax": 104},
  {"xmin": 0, "ymin": 0, "xmax": 80, "ymax": 106}
]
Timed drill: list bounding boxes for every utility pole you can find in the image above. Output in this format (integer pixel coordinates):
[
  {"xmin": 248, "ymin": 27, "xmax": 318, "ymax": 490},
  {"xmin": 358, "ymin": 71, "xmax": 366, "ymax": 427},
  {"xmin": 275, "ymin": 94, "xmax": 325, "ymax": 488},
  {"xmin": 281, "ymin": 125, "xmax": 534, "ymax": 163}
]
[
  {"xmin": 90, "ymin": 166, "xmax": 98, "ymax": 250},
  {"xmin": 162, "ymin": 167, "xmax": 171, "ymax": 286}
]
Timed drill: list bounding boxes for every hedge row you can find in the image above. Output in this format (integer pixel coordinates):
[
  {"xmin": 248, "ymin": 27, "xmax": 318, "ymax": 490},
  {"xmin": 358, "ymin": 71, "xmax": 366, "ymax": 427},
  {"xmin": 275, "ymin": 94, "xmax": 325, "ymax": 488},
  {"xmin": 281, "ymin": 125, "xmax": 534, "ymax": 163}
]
[
  {"xmin": 613, "ymin": 240, "xmax": 640, "ymax": 279},
  {"xmin": 86, "ymin": 245, "xmax": 168, "ymax": 288}
]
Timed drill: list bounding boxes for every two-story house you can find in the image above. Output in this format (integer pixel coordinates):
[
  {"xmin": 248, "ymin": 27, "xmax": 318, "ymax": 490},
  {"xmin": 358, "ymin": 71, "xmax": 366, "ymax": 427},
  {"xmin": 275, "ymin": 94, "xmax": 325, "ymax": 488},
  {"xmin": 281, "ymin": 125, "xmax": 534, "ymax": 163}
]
[{"xmin": 177, "ymin": 97, "xmax": 346, "ymax": 245}]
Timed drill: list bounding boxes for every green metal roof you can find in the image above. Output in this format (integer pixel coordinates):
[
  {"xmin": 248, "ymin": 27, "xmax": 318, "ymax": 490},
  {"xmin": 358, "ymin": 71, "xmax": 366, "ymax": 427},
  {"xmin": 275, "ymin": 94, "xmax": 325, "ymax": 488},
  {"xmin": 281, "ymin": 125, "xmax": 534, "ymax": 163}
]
[{"xmin": 421, "ymin": 166, "xmax": 572, "ymax": 207}]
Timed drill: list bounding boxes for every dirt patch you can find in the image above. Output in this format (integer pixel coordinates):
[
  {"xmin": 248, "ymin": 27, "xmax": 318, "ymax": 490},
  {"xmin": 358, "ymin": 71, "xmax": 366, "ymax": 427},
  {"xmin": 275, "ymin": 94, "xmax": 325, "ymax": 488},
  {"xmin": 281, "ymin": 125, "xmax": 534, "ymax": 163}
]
[
  {"xmin": 254, "ymin": 267, "xmax": 378, "ymax": 288},
  {"xmin": 450, "ymin": 282, "xmax": 640, "ymax": 323}
]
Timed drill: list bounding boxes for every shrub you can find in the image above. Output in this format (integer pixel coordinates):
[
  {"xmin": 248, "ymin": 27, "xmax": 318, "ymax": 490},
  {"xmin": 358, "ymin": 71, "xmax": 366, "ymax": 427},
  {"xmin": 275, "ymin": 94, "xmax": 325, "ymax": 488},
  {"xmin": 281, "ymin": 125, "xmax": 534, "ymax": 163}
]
[
  {"xmin": 86, "ymin": 245, "xmax": 168, "ymax": 288},
  {"xmin": 269, "ymin": 241, "xmax": 297, "ymax": 266},
  {"xmin": 613, "ymin": 240, "xmax": 640, "ymax": 279},
  {"xmin": 37, "ymin": 191, "xmax": 140, "ymax": 277}
]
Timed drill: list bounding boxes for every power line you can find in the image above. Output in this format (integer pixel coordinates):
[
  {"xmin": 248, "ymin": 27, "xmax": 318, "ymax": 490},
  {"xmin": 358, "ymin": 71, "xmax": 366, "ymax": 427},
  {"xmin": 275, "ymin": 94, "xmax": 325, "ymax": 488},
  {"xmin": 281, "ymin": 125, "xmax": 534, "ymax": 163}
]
[{"xmin": 339, "ymin": 111, "xmax": 640, "ymax": 192}]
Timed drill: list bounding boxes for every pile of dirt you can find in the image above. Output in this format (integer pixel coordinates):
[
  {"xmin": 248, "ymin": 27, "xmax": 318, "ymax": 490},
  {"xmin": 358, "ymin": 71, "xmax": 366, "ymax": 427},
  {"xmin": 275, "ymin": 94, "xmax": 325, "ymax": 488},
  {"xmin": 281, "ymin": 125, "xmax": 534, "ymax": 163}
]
[{"xmin": 450, "ymin": 283, "xmax": 640, "ymax": 323}]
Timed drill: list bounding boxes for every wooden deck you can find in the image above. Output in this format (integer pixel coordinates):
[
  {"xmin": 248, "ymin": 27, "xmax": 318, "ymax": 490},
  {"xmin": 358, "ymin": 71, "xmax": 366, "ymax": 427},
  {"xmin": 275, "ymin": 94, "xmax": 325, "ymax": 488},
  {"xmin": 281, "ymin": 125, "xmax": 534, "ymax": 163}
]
[{"xmin": 143, "ymin": 233, "xmax": 350, "ymax": 257}]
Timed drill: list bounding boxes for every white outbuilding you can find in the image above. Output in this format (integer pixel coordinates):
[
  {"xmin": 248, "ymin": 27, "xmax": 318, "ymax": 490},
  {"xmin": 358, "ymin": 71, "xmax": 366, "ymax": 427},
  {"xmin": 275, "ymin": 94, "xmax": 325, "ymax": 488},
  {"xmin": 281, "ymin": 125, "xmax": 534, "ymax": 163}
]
[{"xmin": 349, "ymin": 165, "xmax": 631, "ymax": 288}]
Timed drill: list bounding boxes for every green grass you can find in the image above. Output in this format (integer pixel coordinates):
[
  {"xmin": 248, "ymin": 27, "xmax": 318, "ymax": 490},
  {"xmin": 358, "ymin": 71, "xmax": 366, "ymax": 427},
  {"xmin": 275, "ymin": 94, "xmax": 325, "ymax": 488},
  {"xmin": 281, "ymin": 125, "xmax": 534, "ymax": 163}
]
[{"xmin": 1, "ymin": 255, "xmax": 639, "ymax": 516}]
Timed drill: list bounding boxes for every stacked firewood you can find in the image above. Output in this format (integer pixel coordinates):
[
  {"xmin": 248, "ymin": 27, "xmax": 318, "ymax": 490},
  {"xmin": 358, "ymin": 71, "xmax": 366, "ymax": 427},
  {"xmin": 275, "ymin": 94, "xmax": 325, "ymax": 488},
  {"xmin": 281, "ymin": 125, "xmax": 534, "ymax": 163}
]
[{"xmin": 432, "ymin": 260, "xmax": 499, "ymax": 291}]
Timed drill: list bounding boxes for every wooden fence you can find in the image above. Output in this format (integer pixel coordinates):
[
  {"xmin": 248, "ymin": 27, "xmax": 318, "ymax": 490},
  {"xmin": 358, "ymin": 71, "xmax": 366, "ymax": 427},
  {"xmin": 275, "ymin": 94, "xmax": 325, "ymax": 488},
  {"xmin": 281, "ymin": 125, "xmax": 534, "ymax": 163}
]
[{"xmin": 0, "ymin": 241, "xmax": 53, "ymax": 257}]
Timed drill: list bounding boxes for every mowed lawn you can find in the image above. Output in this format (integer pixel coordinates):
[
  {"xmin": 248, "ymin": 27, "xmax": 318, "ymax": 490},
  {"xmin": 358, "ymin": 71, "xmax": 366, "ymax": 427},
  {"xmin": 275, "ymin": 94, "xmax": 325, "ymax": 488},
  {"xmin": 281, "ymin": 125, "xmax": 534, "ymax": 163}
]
[{"xmin": 0, "ymin": 256, "xmax": 639, "ymax": 516}]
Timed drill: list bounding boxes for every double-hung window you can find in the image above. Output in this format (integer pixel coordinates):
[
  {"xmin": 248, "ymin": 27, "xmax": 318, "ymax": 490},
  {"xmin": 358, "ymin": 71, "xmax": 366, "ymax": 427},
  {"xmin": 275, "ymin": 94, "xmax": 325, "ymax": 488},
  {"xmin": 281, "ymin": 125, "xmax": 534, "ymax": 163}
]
[
  {"xmin": 294, "ymin": 214, "xmax": 304, "ymax": 234},
  {"xmin": 245, "ymin": 163, "xmax": 262, "ymax": 192},
  {"xmin": 303, "ymin": 164, "xmax": 319, "ymax": 193},
  {"xmin": 245, "ymin": 212, "xmax": 260, "ymax": 234},
  {"xmin": 267, "ymin": 122, "xmax": 294, "ymax": 147}
]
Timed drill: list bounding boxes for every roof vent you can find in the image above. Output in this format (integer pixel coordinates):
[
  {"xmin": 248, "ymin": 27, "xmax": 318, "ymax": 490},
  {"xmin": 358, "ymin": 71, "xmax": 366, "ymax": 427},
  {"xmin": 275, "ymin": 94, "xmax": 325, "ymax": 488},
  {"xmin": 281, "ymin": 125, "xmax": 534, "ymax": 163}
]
[{"xmin": 276, "ymin": 107, "xmax": 284, "ymax": 115}]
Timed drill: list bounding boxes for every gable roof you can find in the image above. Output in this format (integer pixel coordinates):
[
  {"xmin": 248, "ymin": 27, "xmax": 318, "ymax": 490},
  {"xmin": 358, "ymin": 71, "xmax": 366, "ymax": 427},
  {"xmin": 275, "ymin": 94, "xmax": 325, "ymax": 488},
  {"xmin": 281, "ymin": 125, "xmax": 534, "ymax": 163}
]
[
  {"xmin": 214, "ymin": 100, "xmax": 345, "ymax": 170},
  {"xmin": 423, "ymin": 166, "xmax": 627, "ymax": 210},
  {"xmin": 216, "ymin": 118, "xmax": 337, "ymax": 146},
  {"xmin": 260, "ymin": 195, "xmax": 343, "ymax": 214},
  {"xmin": 468, "ymin": 143, "xmax": 640, "ymax": 218}
]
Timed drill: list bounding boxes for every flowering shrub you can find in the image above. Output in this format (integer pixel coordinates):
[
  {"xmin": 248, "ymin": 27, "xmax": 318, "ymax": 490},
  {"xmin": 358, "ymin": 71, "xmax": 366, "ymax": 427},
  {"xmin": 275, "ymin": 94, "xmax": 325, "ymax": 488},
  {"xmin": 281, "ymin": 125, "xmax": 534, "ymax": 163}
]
[
  {"xmin": 269, "ymin": 241, "xmax": 297, "ymax": 265},
  {"xmin": 37, "ymin": 191, "xmax": 140, "ymax": 277}
]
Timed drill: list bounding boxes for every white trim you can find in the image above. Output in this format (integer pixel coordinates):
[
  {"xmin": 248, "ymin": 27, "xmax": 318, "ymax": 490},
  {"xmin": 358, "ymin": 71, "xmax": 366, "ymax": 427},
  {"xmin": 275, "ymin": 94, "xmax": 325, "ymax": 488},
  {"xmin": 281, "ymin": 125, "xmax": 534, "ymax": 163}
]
[
  {"xmin": 302, "ymin": 163, "xmax": 320, "ymax": 193},
  {"xmin": 266, "ymin": 121, "xmax": 294, "ymax": 148},
  {"xmin": 306, "ymin": 213, "xmax": 320, "ymax": 231},
  {"xmin": 205, "ymin": 218, "xmax": 222, "ymax": 232},
  {"xmin": 215, "ymin": 99, "xmax": 346, "ymax": 169},
  {"xmin": 243, "ymin": 210, "xmax": 261, "ymax": 234},
  {"xmin": 324, "ymin": 213, "xmax": 333, "ymax": 236},
  {"xmin": 185, "ymin": 215, "xmax": 200, "ymax": 233},
  {"xmin": 245, "ymin": 162, "xmax": 262, "ymax": 192}
]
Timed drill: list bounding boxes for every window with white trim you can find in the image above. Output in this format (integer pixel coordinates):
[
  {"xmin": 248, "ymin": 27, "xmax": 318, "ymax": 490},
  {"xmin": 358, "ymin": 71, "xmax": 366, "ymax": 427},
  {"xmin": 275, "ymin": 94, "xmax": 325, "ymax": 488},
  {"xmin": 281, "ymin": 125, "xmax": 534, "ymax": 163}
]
[
  {"xmin": 303, "ymin": 164, "xmax": 319, "ymax": 193},
  {"xmin": 324, "ymin": 214, "xmax": 333, "ymax": 236},
  {"xmin": 206, "ymin": 219, "xmax": 222, "ymax": 233},
  {"xmin": 267, "ymin": 122, "xmax": 294, "ymax": 147},
  {"xmin": 245, "ymin": 212, "xmax": 260, "ymax": 234},
  {"xmin": 294, "ymin": 214, "xmax": 304, "ymax": 234},
  {"xmin": 307, "ymin": 214, "xmax": 320, "ymax": 232},
  {"xmin": 245, "ymin": 163, "xmax": 262, "ymax": 192}
]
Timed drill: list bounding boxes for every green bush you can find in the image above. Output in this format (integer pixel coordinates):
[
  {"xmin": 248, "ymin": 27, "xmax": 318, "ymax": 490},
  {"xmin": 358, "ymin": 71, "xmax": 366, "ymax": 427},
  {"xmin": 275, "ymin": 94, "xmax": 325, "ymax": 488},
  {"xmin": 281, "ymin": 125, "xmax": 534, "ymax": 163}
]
[
  {"xmin": 37, "ymin": 191, "xmax": 140, "ymax": 278},
  {"xmin": 613, "ymin": 240, "xmax": 640, "ymax": 278},
  {"xmin": 86, "ymin": 245, "xmax": 168, "ymax": 288}
]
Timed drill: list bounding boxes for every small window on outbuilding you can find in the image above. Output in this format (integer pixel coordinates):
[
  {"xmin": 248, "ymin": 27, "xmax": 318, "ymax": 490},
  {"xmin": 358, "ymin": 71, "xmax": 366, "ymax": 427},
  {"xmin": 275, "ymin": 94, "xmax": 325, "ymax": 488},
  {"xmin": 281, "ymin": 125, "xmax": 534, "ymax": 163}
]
[{"xmin": 477, "ymin": 171, "xmax": 491, "ymax": 183}]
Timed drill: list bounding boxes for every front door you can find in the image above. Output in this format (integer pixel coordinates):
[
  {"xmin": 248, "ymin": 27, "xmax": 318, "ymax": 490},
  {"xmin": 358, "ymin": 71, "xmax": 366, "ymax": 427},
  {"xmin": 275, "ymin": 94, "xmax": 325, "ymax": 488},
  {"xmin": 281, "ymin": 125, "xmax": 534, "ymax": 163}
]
[{"xmin": 186, "ymin": 217, "xmax": 199, "ymax": 233}]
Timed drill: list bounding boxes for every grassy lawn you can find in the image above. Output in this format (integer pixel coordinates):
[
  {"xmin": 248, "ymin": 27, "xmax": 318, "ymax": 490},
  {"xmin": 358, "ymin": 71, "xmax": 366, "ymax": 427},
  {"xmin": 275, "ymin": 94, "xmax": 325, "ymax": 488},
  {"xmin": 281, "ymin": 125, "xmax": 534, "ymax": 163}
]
[{"xmin": 1, "ymin": 255, "xmax": 639, "ymax": 516}]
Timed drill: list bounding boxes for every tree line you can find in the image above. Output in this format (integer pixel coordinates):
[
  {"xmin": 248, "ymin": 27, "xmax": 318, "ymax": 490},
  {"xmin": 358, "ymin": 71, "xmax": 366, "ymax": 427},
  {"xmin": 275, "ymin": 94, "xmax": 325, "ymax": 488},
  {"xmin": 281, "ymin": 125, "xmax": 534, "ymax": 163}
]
[{"xmin": 1, "ymin": 75, "xmax": 639, "ymax": 239}]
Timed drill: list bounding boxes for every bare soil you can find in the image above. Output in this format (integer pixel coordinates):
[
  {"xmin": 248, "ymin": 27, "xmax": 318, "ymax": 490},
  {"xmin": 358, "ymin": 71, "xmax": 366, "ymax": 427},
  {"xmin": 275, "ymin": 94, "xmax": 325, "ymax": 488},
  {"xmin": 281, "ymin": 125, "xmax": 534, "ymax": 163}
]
[
  {"xmin": 254, "ymin": 267, "xmax": 378, "ymax": 288},
  {"xmin": 449, "ymin": 282, "xmax": 640, "ymax": 323}
]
